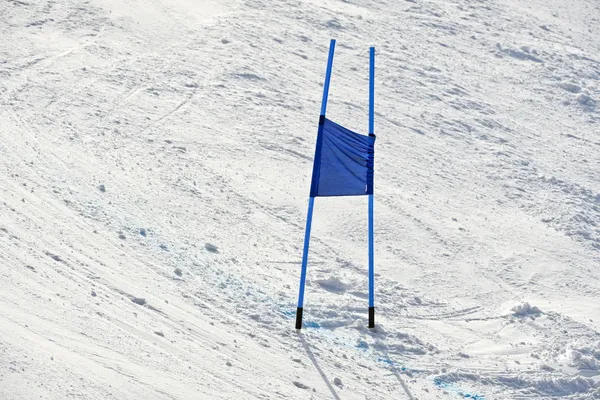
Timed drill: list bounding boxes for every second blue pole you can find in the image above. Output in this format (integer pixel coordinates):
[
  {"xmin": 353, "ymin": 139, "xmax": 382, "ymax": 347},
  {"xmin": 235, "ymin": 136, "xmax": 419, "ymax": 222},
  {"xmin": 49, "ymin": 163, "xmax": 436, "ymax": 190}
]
[{"xmin": 368, "ymin": 46, "xmax": 375, "ymax": 329}]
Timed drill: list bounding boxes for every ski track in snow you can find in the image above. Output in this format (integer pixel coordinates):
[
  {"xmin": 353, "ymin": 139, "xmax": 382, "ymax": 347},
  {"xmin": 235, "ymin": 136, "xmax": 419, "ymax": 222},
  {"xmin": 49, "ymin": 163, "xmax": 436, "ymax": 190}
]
[{"xmin": 1, "ymin": 0, "xmax": 600, "ymax": 399}]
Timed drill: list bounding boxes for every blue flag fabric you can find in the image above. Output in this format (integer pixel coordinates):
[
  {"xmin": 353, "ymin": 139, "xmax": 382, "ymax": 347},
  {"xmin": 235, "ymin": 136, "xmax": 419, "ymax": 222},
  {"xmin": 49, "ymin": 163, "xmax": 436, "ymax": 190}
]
[{"xmin": 310, "ymin": 118, "xmax": 375, "ymax": 197}]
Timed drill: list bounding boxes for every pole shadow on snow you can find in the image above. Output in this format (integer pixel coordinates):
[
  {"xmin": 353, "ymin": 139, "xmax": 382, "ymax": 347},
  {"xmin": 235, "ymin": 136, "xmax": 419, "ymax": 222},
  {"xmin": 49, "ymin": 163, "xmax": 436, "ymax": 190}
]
[
  {"xmin": 299, "ymin": 335, "xmax": 341, "ymax": 400},
  {"xmin": 267, "ymin": 261, "xmax": 325, "ymax": 265},
  {"xmin": 381, "ymin": 351, "xmax": 415, "ymax": 400}
]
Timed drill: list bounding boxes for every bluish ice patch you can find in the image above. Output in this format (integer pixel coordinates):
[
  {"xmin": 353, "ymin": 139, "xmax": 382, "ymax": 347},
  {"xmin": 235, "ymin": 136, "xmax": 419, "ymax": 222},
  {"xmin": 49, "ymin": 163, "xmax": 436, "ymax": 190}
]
[
  {"xmin": 203, "ymin": 270, "xmax": 486, "ymax": 400},
  {"xmin": 376, "ymin": 356, "xmax": 395, "ymax": 366},
  {"xmin": 275, "ymin": 305, "xmax": 321, "ymax": 328},
  {"xmin": 356, "ymin": 340, "xmax": 369, "ymax": 350},
  {"xmin": 375, "ymin": 357, "xmax": 410, "ymax": 374},
  {"xmin": 434, "ymin": 378, "xmax": 484, "ymax": 399},
  {"xmin": 434, "ymin": 377, "xmax": 449, "ymax": 389}
]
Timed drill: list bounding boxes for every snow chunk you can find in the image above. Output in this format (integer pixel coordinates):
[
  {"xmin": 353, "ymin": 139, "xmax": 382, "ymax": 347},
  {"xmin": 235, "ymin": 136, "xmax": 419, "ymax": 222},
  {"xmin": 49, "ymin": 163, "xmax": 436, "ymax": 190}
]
[
  {"xmin": 496, "ymin": 43, "xmax": 543, "ymax": 62},
  {"xmin": 558, "ymin": 82, "xmax": 582, "ymax": 93},
  {"xmin": 576, "ymin": 93, "xmax": 596, "ymax": 108},
  {"xmin": 204, "ymin": 243, "xmax": 219, "ymax": 253},
  {"xmin": 292, "ymin": 381, "xmax": 309, "ymax": 389},
  {"xmin": 568, "ymin": 341, "xmax": 600, "ymax": 370},
  {"xmin": 511, "ymin": 302, "xmax": 542, "ymax": 317},
  {"xmin": 314, "ymin": 276, "xmax": 350, "ymax": 294},
  {"xmin": 131, "ymin": 297, "xmax": 146, "ymax": 306}
]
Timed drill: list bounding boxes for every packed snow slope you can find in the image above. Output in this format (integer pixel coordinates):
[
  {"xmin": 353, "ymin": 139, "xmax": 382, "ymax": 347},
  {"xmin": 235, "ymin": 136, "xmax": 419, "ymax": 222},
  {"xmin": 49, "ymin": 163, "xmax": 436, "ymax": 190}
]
[{"xmin": 1, "ymin": 0, "xmax": 600, "ymax": 399}]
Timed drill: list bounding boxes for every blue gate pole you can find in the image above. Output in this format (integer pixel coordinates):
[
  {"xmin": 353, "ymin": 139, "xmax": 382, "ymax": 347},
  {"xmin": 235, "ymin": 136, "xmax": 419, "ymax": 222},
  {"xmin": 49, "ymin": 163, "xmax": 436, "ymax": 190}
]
[
  {"xmin": 368, "ymin": 46, "xmax": 375, "ymax": 329},
  {"xmin": 296, "ymin": 39, "xmax": 336, "ymax": 330}
]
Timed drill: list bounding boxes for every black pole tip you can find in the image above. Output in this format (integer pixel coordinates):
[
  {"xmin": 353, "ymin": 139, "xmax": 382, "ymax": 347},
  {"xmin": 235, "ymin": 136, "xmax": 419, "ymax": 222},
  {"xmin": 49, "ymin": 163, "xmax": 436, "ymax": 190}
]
[
  {"xmin": 368, "ymin": 307, "xmax": 375, "ymax": 329},
  {"xmin": 295, "ymin": 307, "xmax": 304, "ymax": 330}
]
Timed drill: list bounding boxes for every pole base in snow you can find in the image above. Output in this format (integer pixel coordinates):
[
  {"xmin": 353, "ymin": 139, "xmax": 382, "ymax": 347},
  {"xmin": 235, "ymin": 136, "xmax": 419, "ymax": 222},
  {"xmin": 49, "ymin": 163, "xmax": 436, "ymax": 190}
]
[
  {"xmin": 295, "ymin": 307, "xmax": 304, "ymax": 330},
  {"xmin": 368, "ymin": 307, "xmax": 375, "ymax": 329}
]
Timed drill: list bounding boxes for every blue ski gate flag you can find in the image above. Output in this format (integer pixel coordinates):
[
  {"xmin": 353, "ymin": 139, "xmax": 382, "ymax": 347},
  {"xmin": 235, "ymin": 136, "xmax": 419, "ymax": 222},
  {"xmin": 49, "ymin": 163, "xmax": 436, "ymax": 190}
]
[
  {"xmin": 296, "ymin": 40, "xmax": 377, "ymax": 330},
  {"xmin": 310, "ymin": 118, "xmax": 375, "ymax": 197}
]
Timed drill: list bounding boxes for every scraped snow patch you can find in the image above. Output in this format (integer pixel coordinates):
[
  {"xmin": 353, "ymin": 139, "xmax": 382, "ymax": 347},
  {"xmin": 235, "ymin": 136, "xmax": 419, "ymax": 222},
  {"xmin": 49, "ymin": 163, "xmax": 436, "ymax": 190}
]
[{"xmin": 438, "ymin": 371, "xmax": 600, "ymax": 397}]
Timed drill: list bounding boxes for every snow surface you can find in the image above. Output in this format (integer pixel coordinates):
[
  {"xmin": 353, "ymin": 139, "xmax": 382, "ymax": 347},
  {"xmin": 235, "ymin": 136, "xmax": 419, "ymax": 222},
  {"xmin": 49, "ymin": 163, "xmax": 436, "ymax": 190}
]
[{"xmin": 1, "ymin": 0, "xmax": 600, "ymax": 398}]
